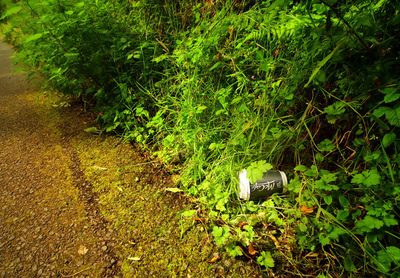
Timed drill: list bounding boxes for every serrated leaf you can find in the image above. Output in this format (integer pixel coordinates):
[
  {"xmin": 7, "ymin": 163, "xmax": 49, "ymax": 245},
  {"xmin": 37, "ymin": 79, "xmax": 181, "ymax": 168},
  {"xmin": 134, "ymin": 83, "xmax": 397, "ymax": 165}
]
[
  {"xmin": 383, "ymin": 216, "xmax": 398, "ymax": 227},
  {"xmin": 386, "ymin": 246, "xmax": 400, "ymax": 261},
  {"xmin": 355, "ymin": 215, "xmax": 384, "ymax": 233},
  {"xmin": 328, "ymin": 227, "xmax": 346, "ymax": 240},
  {"xmin": 246, "ymin": 160, "xmax": 273, "ymax": 183},
  {"xmin": 351, "ymin": 169, "xmax": 381, "ymax": 187},
  {"xmin": 375, "ymin": 246, "xmax": 400, "ymax": 273},
  {"xmin": 385, "ymin": 106, "xmax": 400, "ymax": 126},
  {"xmin": 382, "ymin": 88, "xmax": 400, "ymax": 103},
  {"xmin": 257, "ymin": 251, "xmax": 275, "ymax": 268},
  {"xmin": 212, "ymin": 226, "xmax": 230, "ymax": 247},
  {"xmin": 226, "ymin": 244, "xmax": 243, "ymax": 257},
  {"xmin": 317, "ymin": 139, "xmax": 335, "ymax": 152},
  {"xmin": 384, "ymin": 93, "xmax": 400, "ymax": 103}
]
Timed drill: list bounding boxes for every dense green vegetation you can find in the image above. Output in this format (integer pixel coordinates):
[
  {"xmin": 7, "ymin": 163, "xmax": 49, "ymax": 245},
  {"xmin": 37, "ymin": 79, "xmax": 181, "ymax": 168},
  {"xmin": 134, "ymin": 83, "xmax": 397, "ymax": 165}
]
[{"xmin": 1, "ymin": 0, "xmax": 399, "ymax": 276}]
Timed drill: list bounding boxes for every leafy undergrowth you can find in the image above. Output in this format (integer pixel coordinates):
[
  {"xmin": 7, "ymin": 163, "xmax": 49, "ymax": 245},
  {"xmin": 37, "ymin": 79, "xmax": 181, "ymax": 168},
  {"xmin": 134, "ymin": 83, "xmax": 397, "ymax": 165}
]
[
  {"xmin": 55, "ymin": 99, "xmax": 261, "ymax": 277},
  {"xmin": 2, "ymin": 0, "xmax": 400, "ymax": 276}
]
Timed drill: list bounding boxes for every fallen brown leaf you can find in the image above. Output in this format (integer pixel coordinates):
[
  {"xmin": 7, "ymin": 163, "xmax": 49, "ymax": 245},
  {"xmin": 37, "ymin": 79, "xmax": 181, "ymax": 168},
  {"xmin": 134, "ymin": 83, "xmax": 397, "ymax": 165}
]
[
  {"xmin": 208, "ymin": 253, "xmax": 220, "ymax": 264},
  {"xmin": 300, "ymin": 205, "xmax": 314, "ymax": 214},
  {"xmin": 248, "ymin": 243, "xmax": 257, "ymax": 256},
  {"xmin": 193, "ymin": 217, "xmax": 206, "ymax": 222}
]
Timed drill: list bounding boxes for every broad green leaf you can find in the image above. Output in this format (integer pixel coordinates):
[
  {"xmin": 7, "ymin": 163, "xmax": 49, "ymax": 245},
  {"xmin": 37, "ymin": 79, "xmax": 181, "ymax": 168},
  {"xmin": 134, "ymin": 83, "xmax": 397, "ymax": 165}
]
[
  {"xmin": 382, "ymin": 132, "xmax": 396, "ymax": 148},
  {"xmin": 386, "ymin": 246, "xmax": 400, "ymax": 261},
  {"xmin": 373, "ymin": 106, "xmax": 391, "ymax": 118},
  {"xmin": 294, "ymin": 164, "xmax": 307, "ymax": 172},
  {"xmin": 375, "ymin": 246, "xmax": 400, "ymax": 273},
  {"xmin": 344, "ymin": 255, "xmax": 356, "ymax": 272},
  {"xmin": 328, "ymin": 227, "xmax": 346, "ymax": 240},
  {"xmin": 385, "ymin": 106, "xmax": 400, "ymax": 126},
  {"xmin": 338, "ymin": 195, "xmax": 350, "ymax": 208},
  {"xmin": 336, "ymin": 209, "xmax": 349, "ymax": 221},
  {"xmin": 382, "ymin": 88, "xmax": 400, "ymax": 103}
]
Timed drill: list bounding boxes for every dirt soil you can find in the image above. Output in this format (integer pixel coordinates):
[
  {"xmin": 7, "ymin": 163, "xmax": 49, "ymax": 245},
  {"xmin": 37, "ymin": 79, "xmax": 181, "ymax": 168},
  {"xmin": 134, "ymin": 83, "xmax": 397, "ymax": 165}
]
[{"xmin": 0, "ymin": 42, "xmax": 262, "ymax": 277}]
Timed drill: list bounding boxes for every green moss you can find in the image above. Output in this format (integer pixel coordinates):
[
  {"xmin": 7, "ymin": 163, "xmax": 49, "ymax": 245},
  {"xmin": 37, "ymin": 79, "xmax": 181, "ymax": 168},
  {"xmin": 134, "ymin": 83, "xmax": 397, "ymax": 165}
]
[{"xmin": 70, "ymin": 134, "xmax": 260, "ymax": 276}]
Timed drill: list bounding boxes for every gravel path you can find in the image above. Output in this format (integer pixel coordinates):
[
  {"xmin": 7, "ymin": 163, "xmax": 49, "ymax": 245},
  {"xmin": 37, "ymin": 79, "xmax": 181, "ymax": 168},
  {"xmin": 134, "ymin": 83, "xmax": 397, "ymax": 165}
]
[{"xmin": 0, "ymin": 42, "xmax": 120, "ymax": 277}]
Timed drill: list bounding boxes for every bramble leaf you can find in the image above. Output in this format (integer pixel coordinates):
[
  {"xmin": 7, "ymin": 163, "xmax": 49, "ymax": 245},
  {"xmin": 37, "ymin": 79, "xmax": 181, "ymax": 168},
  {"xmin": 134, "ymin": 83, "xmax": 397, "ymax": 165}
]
[
  {"xmin": 382, "ymin": 88, "xmax": 400, "ymax": 103},
  {"xmin": 385, "ymin": 106, "xmax": 400, "ymax": 126}
]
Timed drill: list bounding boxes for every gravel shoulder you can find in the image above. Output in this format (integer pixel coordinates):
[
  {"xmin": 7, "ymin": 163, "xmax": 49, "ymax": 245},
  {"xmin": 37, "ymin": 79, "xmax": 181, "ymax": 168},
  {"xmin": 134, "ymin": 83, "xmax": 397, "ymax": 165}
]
[{"xmin": 0, "ymin": 42, "xmax": 261, "ymax": 277}]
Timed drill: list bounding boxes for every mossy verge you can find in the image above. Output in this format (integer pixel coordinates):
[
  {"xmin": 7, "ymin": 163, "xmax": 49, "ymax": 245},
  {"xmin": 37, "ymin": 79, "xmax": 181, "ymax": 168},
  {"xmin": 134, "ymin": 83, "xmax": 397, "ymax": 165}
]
[{"xmin": 45, "ymin": 95, "xmax": 262, "ymax": 277}]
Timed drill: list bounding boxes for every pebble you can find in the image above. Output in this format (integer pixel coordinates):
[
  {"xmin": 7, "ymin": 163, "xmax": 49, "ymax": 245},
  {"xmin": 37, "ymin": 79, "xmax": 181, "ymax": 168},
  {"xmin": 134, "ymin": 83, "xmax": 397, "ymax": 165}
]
[
  {"xmin": 101, "ymin": 246, "xmax": 108, "ymax": 252},
  {"xmin": 37, "ymin": 269, "xmax": 43, "ymax": 275}
]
